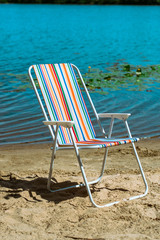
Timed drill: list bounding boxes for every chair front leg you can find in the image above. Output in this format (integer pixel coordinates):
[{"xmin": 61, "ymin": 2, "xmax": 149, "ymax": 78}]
[
  {"xmin": 88, "ymin": 117, "xmax": 115, "ymax": 186},
  {"xmin": 47, "ymin": 125, "xmax": 59, "ymax": 190},
  {"xmin": 98, "ymin": 117, "xmax": 115, "ymax": 181},
  {"xmin": 124, "ymin": 120, "xmax": 148, "ymax": 198},
  {"xmin": 48, "ymin": 126, "xmax": 90, "ymax": 192},
  {"xmin": 68, "ymin": 126, "xmax": 123, "ymax": 208}
]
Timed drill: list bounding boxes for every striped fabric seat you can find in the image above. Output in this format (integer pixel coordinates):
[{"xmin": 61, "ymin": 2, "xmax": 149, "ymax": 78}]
[
  {"xmin": 33, "ymin": 63, "xmax": 138, "ymax": 148},
  {"xmin": 76, "ymin": 138, "xmax": 137, "ymax": 148}
]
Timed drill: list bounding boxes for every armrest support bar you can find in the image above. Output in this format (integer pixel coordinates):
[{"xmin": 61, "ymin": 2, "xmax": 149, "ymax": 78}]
[
  {"xmin": 98, "ymin": 113, "xmax": 131, "ymax": 120},
  {"xmin": 43, "ymin": 121, "xmax": 74, "ymax": 128}
]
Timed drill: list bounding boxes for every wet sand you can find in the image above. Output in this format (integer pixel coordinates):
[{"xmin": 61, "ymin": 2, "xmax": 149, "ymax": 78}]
[{"xmin": 0, "ymin": 139, "xmax": 160, "ymax": 240}]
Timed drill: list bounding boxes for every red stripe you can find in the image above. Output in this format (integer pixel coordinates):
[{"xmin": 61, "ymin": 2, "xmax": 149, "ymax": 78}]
[{"xmin": 51, "ymin": 64, "xmax": 79, "ymax": 142}]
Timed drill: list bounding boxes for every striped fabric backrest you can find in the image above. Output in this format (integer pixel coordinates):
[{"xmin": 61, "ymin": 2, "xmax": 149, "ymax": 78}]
[{"xmin": 33, "ymin": 63, "xmax": 96, "ymax": 145}]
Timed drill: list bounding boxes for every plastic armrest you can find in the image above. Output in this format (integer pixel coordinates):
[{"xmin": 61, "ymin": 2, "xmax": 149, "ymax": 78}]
[
  {"xmin": 43, "ymin": 121, "xmax": 74, "ymax": 128},
  {"xmin": 98, "ymin": 113, "xmax": 131, "ymax": 120}
]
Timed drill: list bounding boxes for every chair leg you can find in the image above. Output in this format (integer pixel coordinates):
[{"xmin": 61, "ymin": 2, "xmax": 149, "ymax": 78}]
[
  {"xmin": 47, "ymin": 118, "xmax": 111, "ymax": 192},
  {"xmin": 80, "ymin": 163, "xmax": 121, "ymax": 208},
  {"xmin": 47, "ymin": 125, "xmax": 107, "ymax": 192},
  {"xmin": 124, "ymin": 120, "xmax": 148, "ymax": 198},
  {"xmin": 47, "ymin": 147, "xmax": 110, "ymax": 193},
  {"xmin": 47, "ymin": 146, "xmax": 56, "ymax": 191},
  {"xmin": 69, "ymin": 137, "xmax": 121, "ymax": 207},
  {"xmin": 68, "ymin": 128, "xmax": 122, "ymax": 208},
  {"xmin": 89, "ymin": 148, "xmax": 109, "ymax": 185},
  {"xmin": 78, "ymin": 146, "xmax": 148, "ymax": 208},
  {"xmin": 47, "ymin": 125, "xmax": 59, "ymax": 191},
  {"xmin": 47, "ymin": 117, "xmax": 113, "ymax": 192},
  {"xmin": 48, "ymin": 143, "xmax": 148, "ymax": 207},
  {"xmin": 47, "ymin": 126, "xmax": 84, "ymax": 192},
  {"xmin": 129, "ymin": 142, "xmax": 148, "ymax": 200},
  {"xmin": 92, "ymin": 117, "xmax": 114, "ymax": 184},
  {"xmin": 95, "ymin": 117, "xmax": 114, "ymax": 183},
  {"xmin": 48, "ymin": 124, "xmax": 148, "ymax": 207},
  {"xmin": 69, "ymin": 126, "xmax": 148, "ymax": 208}
]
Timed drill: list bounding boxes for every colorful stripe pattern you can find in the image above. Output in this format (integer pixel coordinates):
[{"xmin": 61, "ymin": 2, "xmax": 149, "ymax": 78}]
[
  {"xmin": 76, "ymin": 137, "xmax": 138, "ymax": 148},
  {"xmin": 33, "ymin": 63, "xmax": 95, "ymax": 145},
  {"xmin": 33, "ymin": 63, "xmax": 139, "ymax": 147}
]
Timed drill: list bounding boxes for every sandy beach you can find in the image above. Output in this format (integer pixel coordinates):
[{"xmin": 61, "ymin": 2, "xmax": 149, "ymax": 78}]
[{"xmin": 0, "ymin": 139, "xmax": 160, "ymax": 240}]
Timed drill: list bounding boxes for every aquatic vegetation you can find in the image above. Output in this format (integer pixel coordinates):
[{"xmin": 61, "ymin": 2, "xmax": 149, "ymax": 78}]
[
  {"xmin": 79, "ymin": 63, "xmax": 160, "ymax": 94},
  {"xmin": 1, "ymin": 63, "xmax": 160, "ymax": 94}
]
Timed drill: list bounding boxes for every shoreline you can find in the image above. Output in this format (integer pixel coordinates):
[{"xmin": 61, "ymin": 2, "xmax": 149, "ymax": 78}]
[{"xmin": 0, "ymin": 136, "xmax": 159, "ymax": 149}]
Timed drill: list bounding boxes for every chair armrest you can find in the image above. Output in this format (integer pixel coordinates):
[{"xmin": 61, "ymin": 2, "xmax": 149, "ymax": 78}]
[
  {"xmin": 98, "ymin": 113, "xmax": 131, "ymax": 120},
  {"xmin": 43, "ymin": 121, "xmax": 74, "ymax": 128}
]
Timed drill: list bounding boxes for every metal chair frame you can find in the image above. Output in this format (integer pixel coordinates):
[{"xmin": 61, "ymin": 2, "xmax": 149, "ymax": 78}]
[{"xmin": 28, "ymin": 64, "xmax": 148, "ymax": 208}]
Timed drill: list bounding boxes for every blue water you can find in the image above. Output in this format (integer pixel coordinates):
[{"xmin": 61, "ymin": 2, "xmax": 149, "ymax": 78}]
[{"xmin": 0, "ymin": 4, "xmax": 160, "ymax": 145}]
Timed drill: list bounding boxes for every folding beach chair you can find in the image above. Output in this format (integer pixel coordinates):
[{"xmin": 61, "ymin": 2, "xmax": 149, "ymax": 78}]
[{"xmin": 28, "ymin": 63, "xmax": 148, "ymax": 208}]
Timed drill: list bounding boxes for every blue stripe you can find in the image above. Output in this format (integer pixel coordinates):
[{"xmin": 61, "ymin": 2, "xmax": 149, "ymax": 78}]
[
  {"xmin": 58, "ymin": 64, "xmax": 86, "ymax": 141},
  {"xmin": 37, "ymin": 65, "xmax": 66, "ymax": 144},
  {"xmin": 44, "ymin": 64, "xmax": 66, "ymax": 121},
  {"xmin": 37, "ymin": 65, "xmax": 57, "ymax": 120},
  {"xmin": 44, "ymin": 64, "xmax": 67, "ymax": 144},
  {"xmin": 69, "ymin": 63, "xmax": 95, "ymax": 138}
]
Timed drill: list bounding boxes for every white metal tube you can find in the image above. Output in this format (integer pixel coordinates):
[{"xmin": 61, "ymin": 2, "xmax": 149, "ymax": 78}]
[
  {"xmin": 47, "ymin": 125, "xmax": 59, "ymax": 190},
  {"xmin": 72, "ymin": 64, "xmax": 106, "ymax": 137},
  {"xmin": 124, "ymin": 120, "xmax": 148, "ymax": 196},
  {"xmin": 97, "ymin": 118, "xmax": 114, "ymax": 183},
  {"xmin": 28, "ymin": 66, "xmax": 55, "ymax": 141}
]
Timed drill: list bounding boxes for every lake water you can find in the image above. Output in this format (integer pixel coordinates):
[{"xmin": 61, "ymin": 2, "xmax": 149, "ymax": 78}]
[{"xmin": 0, "ymin": 4, "xmax": 160, "ymax": 145}]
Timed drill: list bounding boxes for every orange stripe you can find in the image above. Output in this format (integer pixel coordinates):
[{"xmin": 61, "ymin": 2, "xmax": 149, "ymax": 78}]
[
  {"xmin": 62, "ymin": 64, "xmax": 90, "ymax": 140},
  {"xmin": 47, "ymin": 65, "xmax": 70, "ymax": 143},
  {"xmin": 34, "ymin": 65, "xmax": 53, "ymax": 119},
  {"xmin": 49, "ymin": 64, "xmax": 70, "ymax": 121},
  {"xmin": 41, "ymin": 65, "xmax": 61, "ymax": 120},
  {"xmin": 77, "ymin": 139, "xmax": 132, "ymax": 146}
]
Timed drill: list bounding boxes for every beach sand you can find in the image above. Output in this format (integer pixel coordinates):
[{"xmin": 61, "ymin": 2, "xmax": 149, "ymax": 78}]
[{"xmin": 0, "ymin": 139, "xmax": 160, "ymax": 240}]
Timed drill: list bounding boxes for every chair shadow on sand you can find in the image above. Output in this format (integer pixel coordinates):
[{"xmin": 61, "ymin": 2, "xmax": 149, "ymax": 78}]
[
  {"xmin": 0, "ymin": 173, "xmax": 94, "ymax": 204},
  {"xmin": 0, "ymin": 172, "xmax": 132, "ymax": 206}
]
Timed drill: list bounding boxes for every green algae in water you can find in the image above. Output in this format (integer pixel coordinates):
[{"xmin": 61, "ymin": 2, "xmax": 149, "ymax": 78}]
[
  {"xmin": 2, "ymin": 64, "xmax": 160, "ymax": 94},
  {"xmin": 82, "ymin": 64, "xmax": 160, "ymax": 93}
]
